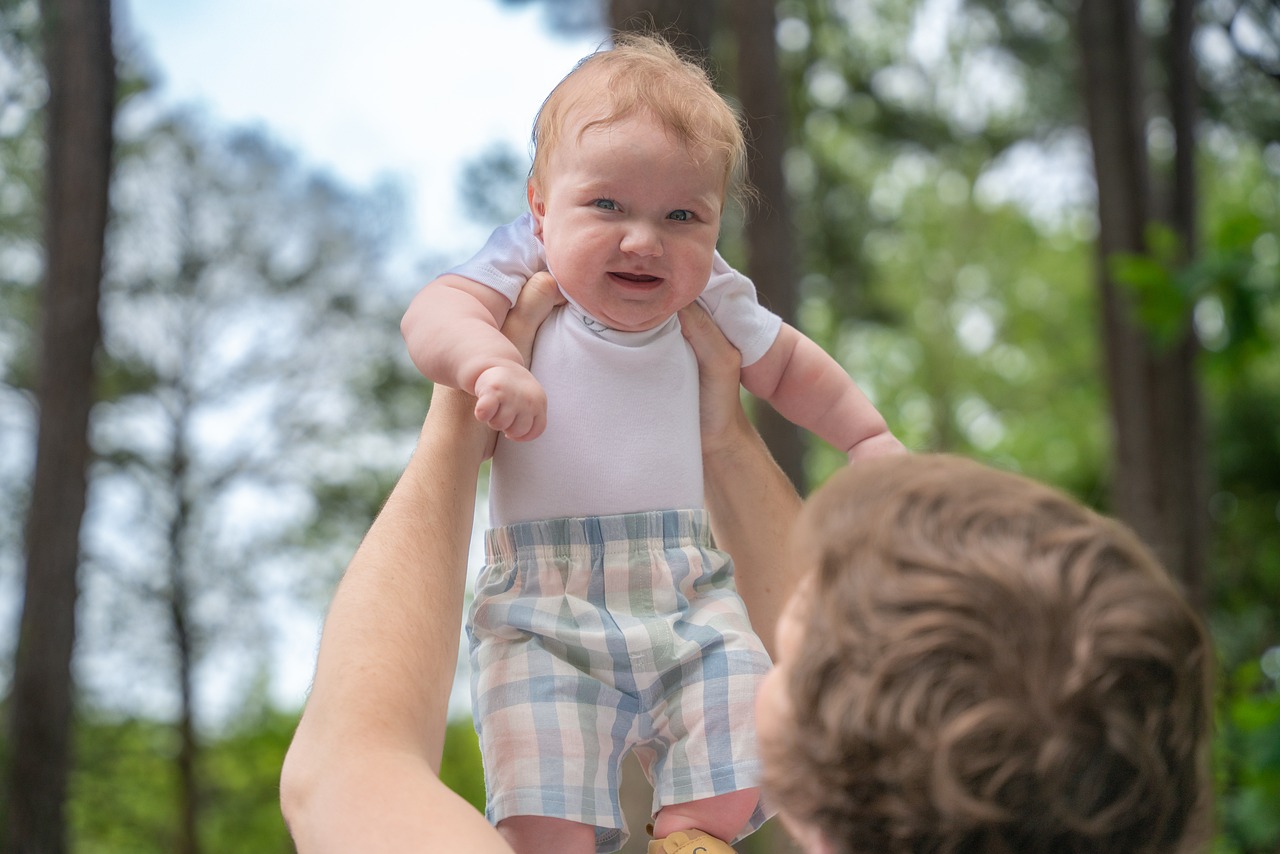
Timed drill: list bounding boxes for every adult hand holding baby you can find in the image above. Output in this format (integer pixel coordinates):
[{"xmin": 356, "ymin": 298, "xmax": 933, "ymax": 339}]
[{"xmin": 473, "ymin": 271, "xmax": 563, "ymax": 442}]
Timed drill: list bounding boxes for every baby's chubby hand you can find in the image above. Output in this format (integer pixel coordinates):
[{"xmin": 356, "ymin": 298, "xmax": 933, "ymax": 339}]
[{"xmin": 473, "ymin": 364, "xmax": 547, "ymax": 441}]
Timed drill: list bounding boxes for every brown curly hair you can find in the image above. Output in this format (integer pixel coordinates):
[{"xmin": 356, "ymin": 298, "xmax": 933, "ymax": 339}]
[{"xmin": 762, "ymin": 455, "xmax": 1212, "ymax": 854}]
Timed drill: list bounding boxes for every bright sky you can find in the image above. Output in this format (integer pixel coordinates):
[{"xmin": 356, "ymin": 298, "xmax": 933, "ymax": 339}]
[
  {"xmin": 114, "ymin": 0, "xmax": 604, "ymax": 718},
  {"xmin": 120, "ymin": 0, "xmax": 603, "ymax": 260}
]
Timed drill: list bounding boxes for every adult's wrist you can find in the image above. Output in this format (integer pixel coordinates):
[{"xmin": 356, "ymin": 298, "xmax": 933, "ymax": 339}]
[
  {"xmin": 701, "ymin": 404, "xmax": 757, "ymax": 465},
  {"xmin": 417, "ymin": 385, "xmax": 492, "ymax": 467}
]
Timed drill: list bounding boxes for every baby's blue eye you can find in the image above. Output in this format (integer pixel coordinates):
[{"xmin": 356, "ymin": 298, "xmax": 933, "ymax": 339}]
[
  {"xmin": 594, "ymin": 199, "xmax": 618, "ymax": 211},
  {"xmin": 668, "ymin": 209, "xmax": 693, "ymax": 222}
]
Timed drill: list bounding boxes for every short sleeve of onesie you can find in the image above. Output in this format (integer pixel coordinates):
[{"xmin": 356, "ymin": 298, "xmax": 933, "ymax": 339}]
[
  {"xmin": 446, "ymin": 214, "xmax": 546, "ymax": 306},
  {"xmin": 446, "ymin": 214, "xmax": 783, "ymax": 368},
  {"xmin": 697, "ymin": 254, "xmax": 783, "ymax": 368}
]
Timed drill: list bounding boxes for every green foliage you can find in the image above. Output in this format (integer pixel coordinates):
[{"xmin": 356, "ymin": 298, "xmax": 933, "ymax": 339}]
[
  {"xmin": 200, "ymin": 711, "xmax": 298, "ymax": 852},
  {"xmin": 1199, "ymin": 139, "xmax": 1280, "ymax": 638},
  {"xmin": 772, "ymin": 0, "xmax": 1110, "ymax": 504},
  {"xmin": 1214, "ymin": 660, "xmax": 1280, "ymax": 854},
  {"xmin": 1198, "ymin": 145, "xmax": 1280, "ymax": 369},
  {"xmin": 1110, "ymin": 194, "xmax": 1278, "ymax": 355},
  {"xmin": 69, "ymin": 715, "xmax": 186, "ymax": 851},
  {"xmin": 1109, "ymin": 223, "xmax": 1200, "ymax": 349},
  {"xmin": 67, "ymin": 710, "xmax": 295, "ymax": 853},
  {"xmin": 1199, "ymin": 139, "xmax": 1280, "ymax": 852},
  {"xmin": 440, "ymin": 717, "xmax": 487, "ymax": 812},
  {"xmin": 800, "ymin": 160, "xmax": 1106, "ymax": 500}
]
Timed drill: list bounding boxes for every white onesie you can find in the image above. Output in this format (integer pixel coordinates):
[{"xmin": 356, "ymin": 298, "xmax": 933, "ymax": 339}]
[{"xmin": 448, "ymin": 213, "xmax": 782, "ymax": 525}]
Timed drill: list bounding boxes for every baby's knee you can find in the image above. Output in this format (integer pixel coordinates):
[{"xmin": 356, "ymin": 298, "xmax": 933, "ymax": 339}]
[
  {"xmin": 497, "ymin": 814, "xmax": 596, "ymax": 854},
  {"xmin": 652, "ymin": 786, "xmax": 760, "ymax": 846}
]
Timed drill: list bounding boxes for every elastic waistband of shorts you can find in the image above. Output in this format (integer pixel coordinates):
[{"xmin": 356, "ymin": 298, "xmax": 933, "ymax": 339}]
[{"xmin": 484, "ymin": 508, "xmax": 712, "ymax": 563}]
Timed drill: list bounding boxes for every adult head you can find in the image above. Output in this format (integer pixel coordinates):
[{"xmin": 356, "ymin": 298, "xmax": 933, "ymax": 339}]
[{"xmin": 757, "ymin": 454, "xmax": 1213, "ymax": 853}]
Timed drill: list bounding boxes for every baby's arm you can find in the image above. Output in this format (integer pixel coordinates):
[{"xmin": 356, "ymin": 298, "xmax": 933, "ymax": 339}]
[
  {"xmin": 741, "ymin": 324, "xmax": 906, "ymax": 461},
  {"xmin": 401, "ymin": 272, "xmax": 554, "ymax": 441}
]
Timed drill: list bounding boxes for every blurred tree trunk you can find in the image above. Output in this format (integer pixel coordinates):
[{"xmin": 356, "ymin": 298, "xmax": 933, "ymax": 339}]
[
  {"xmin": 1076, "ymin": 0, "xmax": 1207, "ymax": 605},
  {"xmin": 731, "ymin": 0, "xmax": 807, "ymax": 492},
  {"xmin": 5, "ymin": 0, "xmax": 115, "ymax": 851},
  {"xmin": 166, "ymin": 407, "xmax": 203, "ymax": 854},
  {"xmin": 609, "ymin": 0, "xmax": 714, "ymax": 54},
  {"xmin": 1163, "ymin": 0, "xmax": 1210, "ymax": 610}
]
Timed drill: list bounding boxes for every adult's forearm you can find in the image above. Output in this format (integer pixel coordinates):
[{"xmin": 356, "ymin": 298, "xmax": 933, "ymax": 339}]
[
  {"xmin": 703, "ymin": 404, "xmax": 803, "ymax": 661},
  {"xmin": 281, "ymin": 388, "xmax": 489, "ymax": 849},
  {"xmin": 283, "ymin": 275, "xmax": 560, "ymax": 852},
  {"xmin": 680, "ymin": 301, "xmax": 805, "ymax": 660}
]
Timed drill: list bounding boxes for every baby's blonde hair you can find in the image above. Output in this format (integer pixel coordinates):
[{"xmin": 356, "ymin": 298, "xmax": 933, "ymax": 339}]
[{"xmin": 529, "ymin": 32, "xmax": 748, "ymax": 208}]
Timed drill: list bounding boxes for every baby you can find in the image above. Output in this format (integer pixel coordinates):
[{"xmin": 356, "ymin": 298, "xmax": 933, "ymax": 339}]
[{"xmin": 401, "ymin": 33, "xmax": 905, "ymax": 854}]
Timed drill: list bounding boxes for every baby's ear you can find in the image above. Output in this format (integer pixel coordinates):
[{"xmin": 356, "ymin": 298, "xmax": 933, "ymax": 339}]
[{"xmin": 526, "ymin": 181, "xmax": 546, "ymax": 238}]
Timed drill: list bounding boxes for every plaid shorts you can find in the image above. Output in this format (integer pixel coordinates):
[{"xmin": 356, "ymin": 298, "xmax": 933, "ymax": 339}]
[{"xmin": 467, "ymin": 509, "xmax": 772, "ymax": 853}]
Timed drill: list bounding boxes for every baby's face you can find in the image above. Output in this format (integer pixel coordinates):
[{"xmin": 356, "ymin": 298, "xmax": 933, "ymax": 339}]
[{"xmin": 528, "ymin": 111, "xmax": 725, "ymax": 332}]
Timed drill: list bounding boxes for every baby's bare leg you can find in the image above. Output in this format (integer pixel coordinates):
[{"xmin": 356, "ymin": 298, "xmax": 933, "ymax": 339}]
[
  {"xmin": 498, "ymin": 815, "xmax": 596, "ymax": 854},
  {"xmin": 652, "ymin": 786, "xmax": 760, "ymax": 846}
]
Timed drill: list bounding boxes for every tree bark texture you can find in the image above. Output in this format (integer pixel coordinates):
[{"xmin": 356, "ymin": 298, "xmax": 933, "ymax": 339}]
[
  {"xmin": 6, "ymin": 0, "xmax": 115, "ymax": 851},
  {"xmin": 1163, "ymin": 0, "xmax": 1211, "ymax": 609},
  {"xmin": 1076, "ymin": 0, "xmax": 1207, "ymax": 603},
  {"xmin": 731, "ymin": 0, "xmax": 808, "ymax": 492}
]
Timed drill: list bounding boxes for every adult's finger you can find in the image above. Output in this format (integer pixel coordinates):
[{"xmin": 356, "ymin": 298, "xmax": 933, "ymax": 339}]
[
  {"xmin": 679, "ymin": 301, "xmax": 744, "ymax": 449},
  {"xmin": 501, "ymin": 271, "xmax": 563, "ymax": 364},
  {"xmin": 680, "ymin": 300, "xmax": 742, "ymax": 380}
]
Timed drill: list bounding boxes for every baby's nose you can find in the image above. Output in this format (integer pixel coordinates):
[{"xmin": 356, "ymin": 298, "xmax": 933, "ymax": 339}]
[{"xmin": 619, "ymin": 222, "xmax": 663, "ymax": 256}]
